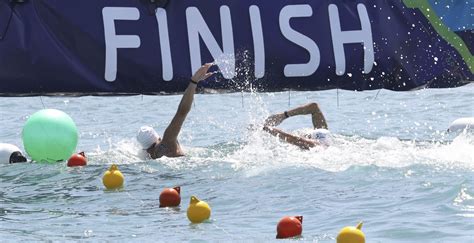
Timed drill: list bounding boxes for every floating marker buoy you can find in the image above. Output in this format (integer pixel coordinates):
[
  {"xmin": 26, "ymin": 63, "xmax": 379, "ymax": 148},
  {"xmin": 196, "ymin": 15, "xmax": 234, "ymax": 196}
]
[
  {"xmin": 67, "ymin": 152, "xmax": 87, "ymax": 167},
  {"xmin": 22, "ymin": 109, "xmax": 78, "ymax": 163},
  {"xmin": 102, "ymin": 164, "xmax": 124, "ymax": 189},
  {"xmin": 276, "ymin": 216, "xmax": 303, "ymax": 239},
  {"xmin": 337, "ymin": 222, "xmax": 365, "ymax": 243},
  {"xmin": 159, "ymin": 187, "xmax": 181, "ymax": 207},
  {"xmin": 448, "ymin": 117, "xmax": 474, "ymax": 133},
  {"xmin": 187, "ymin": 196, "xmax": 211, "ymax": 223}
]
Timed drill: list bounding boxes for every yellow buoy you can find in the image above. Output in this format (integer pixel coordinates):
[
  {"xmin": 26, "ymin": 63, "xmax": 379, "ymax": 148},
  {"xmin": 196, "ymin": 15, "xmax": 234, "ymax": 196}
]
[
  {"xmin": 102, "ymin": 164, "xmax": 124, "ymax": 189},
  {"xmin": 337, "ymin": 222, "xmax": 365, "ymax": 243},
  {"xmin": 186, "ymin": 196, "xmax": 211, "ymax": 223}
]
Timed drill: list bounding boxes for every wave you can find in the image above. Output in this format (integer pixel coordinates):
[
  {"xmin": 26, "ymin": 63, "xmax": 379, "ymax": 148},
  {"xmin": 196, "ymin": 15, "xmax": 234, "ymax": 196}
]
[{"xmin": 81, "ymin": 129, "xmax": 474, "ymax": 174}]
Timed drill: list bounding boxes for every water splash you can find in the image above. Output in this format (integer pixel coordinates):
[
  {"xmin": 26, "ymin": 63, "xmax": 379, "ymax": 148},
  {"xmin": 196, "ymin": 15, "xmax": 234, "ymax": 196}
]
[{"xmin": 213, "ymin": 50, "xmax": 261, "ymax": 92}]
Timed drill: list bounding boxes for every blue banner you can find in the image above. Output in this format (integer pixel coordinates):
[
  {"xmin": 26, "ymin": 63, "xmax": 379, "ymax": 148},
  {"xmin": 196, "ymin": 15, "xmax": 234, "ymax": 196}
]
[{"xmin": 0, "ymin": 0, "xmax": 472, "ymax": 96}]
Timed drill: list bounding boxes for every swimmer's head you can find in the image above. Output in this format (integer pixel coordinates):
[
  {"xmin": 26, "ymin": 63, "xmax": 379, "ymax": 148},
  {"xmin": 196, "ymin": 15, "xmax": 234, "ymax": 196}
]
[
  {"xmin": 137, "ymin": 126, "xmax": 161, "ymax": 150},
  {"xmin": 0, "ymin": 143, "xmax": 27, "ymax": 164},
  {"xmin": 308, "ymin": 129, "xmax": 332, "ymax": 146}
]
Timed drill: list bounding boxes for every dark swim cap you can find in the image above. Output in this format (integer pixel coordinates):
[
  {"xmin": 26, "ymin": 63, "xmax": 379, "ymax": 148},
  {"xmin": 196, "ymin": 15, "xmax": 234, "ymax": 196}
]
[{"xmin": 10, "ymin": 151, "xmax": 27, "ymax": 163}]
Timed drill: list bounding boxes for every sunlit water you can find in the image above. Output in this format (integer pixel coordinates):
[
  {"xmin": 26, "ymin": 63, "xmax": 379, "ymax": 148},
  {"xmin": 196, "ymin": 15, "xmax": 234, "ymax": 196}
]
[{"xmin": 0, "ymin": 85, "xmax": 473, "ymax": 242}]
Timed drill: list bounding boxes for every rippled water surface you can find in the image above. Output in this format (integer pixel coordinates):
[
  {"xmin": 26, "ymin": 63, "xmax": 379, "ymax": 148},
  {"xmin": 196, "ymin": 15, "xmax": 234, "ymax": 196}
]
[{"xmin": 0, "ymin": 85, "xmax": 473, "ymax": 242}]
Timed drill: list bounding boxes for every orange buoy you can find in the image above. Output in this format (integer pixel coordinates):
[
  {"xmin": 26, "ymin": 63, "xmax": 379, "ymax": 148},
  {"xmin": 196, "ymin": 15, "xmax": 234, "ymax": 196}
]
[
  {"xmin": 276, "ymin": 216, "xmax": 303, "ymax": 239},
  {"xmin": 67, "ymin": 152, "xmax": 87, "ymax": 167},
  {"xmin": 159, "ymin": 187, "xmax": 181, "ymax": 207}
]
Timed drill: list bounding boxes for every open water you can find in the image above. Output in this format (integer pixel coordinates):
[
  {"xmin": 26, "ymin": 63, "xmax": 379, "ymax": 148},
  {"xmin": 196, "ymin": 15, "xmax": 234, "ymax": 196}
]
[{"xmin": 0, "ymin": 85, "xmax": 473, "ymax": 242}]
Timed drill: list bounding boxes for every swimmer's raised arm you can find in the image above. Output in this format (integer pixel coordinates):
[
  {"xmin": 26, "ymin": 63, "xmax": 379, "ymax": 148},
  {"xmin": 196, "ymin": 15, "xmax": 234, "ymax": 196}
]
[
  {"xmin": 263, "ymin": 126, "xmax": 319, "ymax": 150},
  {"xmin": 162, "ymin": 63, "xmax": 214, "ymax": 143},
  {"xmin": 309, "ymin": 103, "xmax": 328, "ymax": 129},
  {"xmin": 264, "ymin": 103, "xmax": 328, "ymax": 129}
]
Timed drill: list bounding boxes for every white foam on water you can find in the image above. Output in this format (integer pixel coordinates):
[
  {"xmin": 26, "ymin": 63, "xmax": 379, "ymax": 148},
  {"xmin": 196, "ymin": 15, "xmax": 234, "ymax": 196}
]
[
  {"xmin": 229, "ymin": 87, "xmax": 474, "ymax": 174},
  {"xmin": 82, "ymin": 86, "xmax": 473, "ymax": 176},
  {"xmin": 85, "ymin": 139, "xmax": 144, "ymax": 165},
  {"xmin": 223, "ymin": 130, "xmax": 474, "ymax": 174}
]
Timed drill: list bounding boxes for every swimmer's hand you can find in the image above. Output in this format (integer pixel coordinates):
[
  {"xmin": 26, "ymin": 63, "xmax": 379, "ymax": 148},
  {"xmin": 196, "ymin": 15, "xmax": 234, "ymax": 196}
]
[
  {"xmin": 262, "ymin": 125, "xmax": 272, "ymax": 132},
  {"xmin": 247, "ymin": 124, "xmax": 261, "ymax": 131},
  {"xmin": 262, "ymin": 125, "xmax": 282, "ymax": 137},
  {"xmin": 264, "ymin": 113, "xmax": 287, "ymax": 126},
  {"xmin": 191, "ymin": 63, "xmax": 215, "ymax": 83}
]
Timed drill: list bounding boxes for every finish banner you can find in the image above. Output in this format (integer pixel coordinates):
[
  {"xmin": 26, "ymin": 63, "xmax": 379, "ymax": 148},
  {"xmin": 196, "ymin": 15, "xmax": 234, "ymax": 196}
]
[{"xmin": 0, "ymin": 0, "xmax": 472, "ymax": 95}]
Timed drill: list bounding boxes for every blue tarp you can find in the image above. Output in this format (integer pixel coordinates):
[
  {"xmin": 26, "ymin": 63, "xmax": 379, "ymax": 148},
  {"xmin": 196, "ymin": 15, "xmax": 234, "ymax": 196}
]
[{"xmin": 0, "ymin": 0, "xmax": 472, "ymax": 96}]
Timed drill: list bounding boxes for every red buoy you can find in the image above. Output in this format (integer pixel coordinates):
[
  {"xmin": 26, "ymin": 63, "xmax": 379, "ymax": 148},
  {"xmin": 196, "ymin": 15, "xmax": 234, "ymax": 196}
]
[
  {"xmin": 276, "ymin": 216, "xmax": 303, "ymax": 239},
  {"xmin": 67, "ymin": 152, "xmax": 87, "ymax": 167},
  {"xmin": 159, "ymin": 187, "xmax": 181, "ymax": 207}
]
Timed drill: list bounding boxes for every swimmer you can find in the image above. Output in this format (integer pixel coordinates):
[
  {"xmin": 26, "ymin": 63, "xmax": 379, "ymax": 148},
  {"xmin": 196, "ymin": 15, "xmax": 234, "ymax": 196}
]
[
  {"xmin": 263, "ymin": 103, "xmax": 330, "ymax": 150},
  {"xmin": 137, "ymin": 63, "xmax": 215, "ymax": 159},
  {"xmin": 0, "ymin": 143, "xmax": 27, "ymax": 164}
]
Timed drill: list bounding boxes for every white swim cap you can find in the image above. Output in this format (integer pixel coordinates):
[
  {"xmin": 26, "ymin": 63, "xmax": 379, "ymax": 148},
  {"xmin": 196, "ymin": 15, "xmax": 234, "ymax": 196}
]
[
  {"xmin": 137, "ymin": 126, "xmax": 160, "ymax": 149},
  {"xmin": 448, "ymin": 117, "xmax": 474, "ymax": 133},
  {"xmin": 0, "ymin": 143, "xmax": 27, "ymax": 164},
  {"xmin": 310, "ymin": 129, "xmax": 332, "ymax": 146}
]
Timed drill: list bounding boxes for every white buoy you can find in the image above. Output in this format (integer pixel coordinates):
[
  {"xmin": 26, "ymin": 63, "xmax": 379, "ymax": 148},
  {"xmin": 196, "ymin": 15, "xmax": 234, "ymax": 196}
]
[{"xmin": 448, "ymin": 117, "xmax": 474, "ymax": 133}]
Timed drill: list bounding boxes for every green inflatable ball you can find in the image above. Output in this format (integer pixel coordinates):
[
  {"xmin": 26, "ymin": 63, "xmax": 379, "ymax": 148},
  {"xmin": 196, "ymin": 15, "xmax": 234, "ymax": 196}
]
[{"xmin": 22, "ymin": 109, "xmax": 78, "ymax": 163}]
